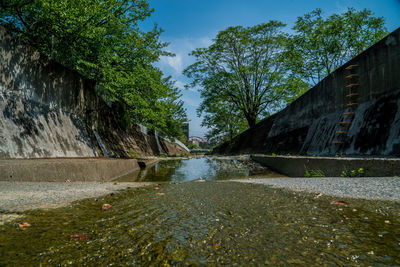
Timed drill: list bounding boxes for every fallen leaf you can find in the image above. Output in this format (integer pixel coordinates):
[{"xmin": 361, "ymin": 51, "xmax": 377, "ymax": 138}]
[
  {"xmin": 68, "ymin": 234, "xmax": 91, "ymax": 241},
  {"xmin": 314, "ymin": 193, "xmax": 323, "ymax": 199},
  {"xmin": 18, "ymin": 222, "xmax": 31, "ymax": 229},
  {"xmin": 330, "ymin": 201, "xmax": 347, "ymax": 206},
  {"xmin": 212, "ymin": 240, "xmax": 221, "ymax": 250},
  {"xmin": 155, "ymin": 192, "xmax": 165, "ymax": 196},
  {"xmin": 102, "ymin": 203, "xmax": 113, "ymax": 210}
]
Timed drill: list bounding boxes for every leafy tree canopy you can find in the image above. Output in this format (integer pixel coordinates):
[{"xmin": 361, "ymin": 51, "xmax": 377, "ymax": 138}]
[
  {"xmin": 286, "ymin": 7, "xmax": 388, "ymax": 85},
  {"xmin": 184, "ymin": 21, "xmax": 307, "ymax": 140},
  {"xmin": 185, "ymin": 8, "xmax": 388, "ymax": 142},
  {"xmin": 0, "ymin": 0, "xmax": 187, "ymax": 137}
]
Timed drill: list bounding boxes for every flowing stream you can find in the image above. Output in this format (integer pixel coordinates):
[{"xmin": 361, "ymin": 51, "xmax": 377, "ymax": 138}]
[
  {"xmin": 117, "ymin": 157, "xmax": 284, "ymax": 182},
  {"xmin": 0, "ymin": 157, "xmax": 399, "ymax": 265}
]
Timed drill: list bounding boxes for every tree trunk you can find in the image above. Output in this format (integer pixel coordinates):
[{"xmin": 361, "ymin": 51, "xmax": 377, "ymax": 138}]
[{"xmin": 245, "ymin": 113, "xmax": 257, "ymax": 128}]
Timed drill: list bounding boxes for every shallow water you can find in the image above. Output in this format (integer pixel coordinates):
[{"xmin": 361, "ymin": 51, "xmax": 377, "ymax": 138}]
[
  {"xmin": 0, "ymin": 158, "xmax": 399, "ymax": 266},
  {"xmin": 117, "ymin": 157, "xmax": 284, "ymax": 182}
]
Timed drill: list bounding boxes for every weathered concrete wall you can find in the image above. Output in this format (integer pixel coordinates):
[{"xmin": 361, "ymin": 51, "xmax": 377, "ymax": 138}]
[
  {"xmin": 0, "ymin": 26, "xmax": 187, "ymax": 158},
  {"xmin": 0, "ymin": 91, "xmax": 96, "ymax": 158},
  {"xmin": 214, "ymin": 27, "xmax": 400, "ymax": 157},
  {"xmin": 251, "ymin": 155, "xmax": 400, "ymax": 177},
  {"xmin": 0, "ymin": 158, "xmax": 151, "ymax": 182}
]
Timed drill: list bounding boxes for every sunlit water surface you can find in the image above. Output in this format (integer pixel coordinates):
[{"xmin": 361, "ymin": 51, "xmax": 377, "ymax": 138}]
[{"xmin": 117, "ymin": 157, "xmax": 283, "ymax": 182}]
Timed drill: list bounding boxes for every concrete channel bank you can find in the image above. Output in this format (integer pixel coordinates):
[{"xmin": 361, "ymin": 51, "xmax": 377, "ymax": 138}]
[
  {"xmin": 0, "ymin": 157, "xmax": 158, "ymax": 182},
  {"xmin": 251, "ymin": 154, "xmax": 400, "ymax": 177}
]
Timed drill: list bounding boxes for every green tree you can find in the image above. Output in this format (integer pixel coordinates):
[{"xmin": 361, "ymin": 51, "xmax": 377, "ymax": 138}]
[
  {"xmin": 184, "ymin": 21, "xmax": 303, "ymax": 129},
  {"xmin": 198, "ymin": 96, "xmax": 248, "ymax": 142},
  {"xmin": 0, "ymin": 0, "xmax": 187, "ymax": 137},
  {"xmin": 286, "ymin": 8, "xmax": 388, "ymax": 85}
]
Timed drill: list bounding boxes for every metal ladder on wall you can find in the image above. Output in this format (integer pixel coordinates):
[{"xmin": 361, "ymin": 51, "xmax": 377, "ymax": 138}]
[{"xmin": 332, "ymin": 64, "xmax": 359, "ymax": 145}]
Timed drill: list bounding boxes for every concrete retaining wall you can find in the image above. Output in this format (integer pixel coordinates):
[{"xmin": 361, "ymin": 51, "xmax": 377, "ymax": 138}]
[
  {"xmin": 0, "ymin": 26, "xmax": 188, "ymax": 158},
  {"xmin": 251, "ymin": 155, "xmax": 400, "ymax": 177},
  {"xmin": 214, "ymin": 28, "xmax": 400, "ymax": 157},
  {"xmin": 0, "ymin": 158, "xmax": 145, "ymax": 182}
]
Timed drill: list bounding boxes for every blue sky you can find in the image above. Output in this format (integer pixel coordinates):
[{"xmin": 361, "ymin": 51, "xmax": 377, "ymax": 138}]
[{"xmin": 142, "ymin": 0, "xmax": 400, "ymax": 137}]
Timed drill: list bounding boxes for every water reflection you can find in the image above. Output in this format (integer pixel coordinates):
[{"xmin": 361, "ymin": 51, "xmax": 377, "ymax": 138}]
[{"xmin": 117, "ymin": 157, "xmax": 281, "ymax": 182}]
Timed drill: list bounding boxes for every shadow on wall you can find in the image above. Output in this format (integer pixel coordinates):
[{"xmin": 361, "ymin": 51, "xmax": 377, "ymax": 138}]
[
  {"xmin": 0, "ymin": 26, "xmax": 187, "ymax": 158},
  {"xmin": 214, "ymin": 27, "xmax": 400, "ymax": 157}
]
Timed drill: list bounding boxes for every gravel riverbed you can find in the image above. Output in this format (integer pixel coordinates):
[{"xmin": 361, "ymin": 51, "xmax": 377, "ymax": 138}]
[
  {"xmin": 0, "ymin": 181, "xmax": 153, "ymax": 224},
  {"xmin": 233, "ymin": 177, "xmax": 400, "ymax": 201},
  {"xmin": 1, "ymin": 168, "xmax": 399, "ymax": 225},
  {"xmin": 1, "ymin": 176, "xmax": 398, "ymax": 216}
]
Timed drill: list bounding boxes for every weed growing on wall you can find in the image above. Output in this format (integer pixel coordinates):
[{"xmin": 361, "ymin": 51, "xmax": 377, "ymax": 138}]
[
  {"xmin": 340, "ymin": 168, "xmax": 365, "ymax": 177},
  {"xmin": 304, "ymin": 169, "xmax": 325, "ymax": 177}
]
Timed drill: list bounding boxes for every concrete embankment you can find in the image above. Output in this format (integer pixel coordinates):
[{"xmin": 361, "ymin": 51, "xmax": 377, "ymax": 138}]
[
  {"xmin": 0, "ymin": 157, "xmax": 158, "ymax": 182},
  {"xmin": 0, "ymin": 26, "xmax": 188, "ymax": 159},
  {"xmin": 251, "ymin": 154, "xmax": 400, "ymax": 177},
  {"xmin": 214, "ymin": 27, "xmax": 400, "ymax": 157}
]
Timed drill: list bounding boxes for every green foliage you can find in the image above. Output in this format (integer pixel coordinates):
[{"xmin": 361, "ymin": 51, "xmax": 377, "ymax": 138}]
[
  {"xmin": 198, "ymin": 96, "xmax": 248, "ymax": 143},
  {"xmin": 0, "ymin": 0, "xmax": 187, "ymax": 138},
  {"xmin": 184, "ymin": 7, "xmax": 386, "ymax": 141},
  {"xmin": 0, "ymin": 4, "xmax": 387, "ymax": 141},
  {"xmin": 184, "ymin": 21, "xmax": 306, "ymax": 139},
  {"xmin": 340, "ymin": 168, "xmax": 365, "ymax": 177},
  {"xmin": 304, "ymin": 169, "xmax": 325, "ymax": 178},
  {"xmin": 285, "ymin": 8, "xmax": 388, "ymax": 85},
  {"xmin": 127, "ymin": 149, "xmax": 139, "ymax": 158},
  {"xmin": 187, "ymin": 143, "xmax": 200, "ymax": 150}
]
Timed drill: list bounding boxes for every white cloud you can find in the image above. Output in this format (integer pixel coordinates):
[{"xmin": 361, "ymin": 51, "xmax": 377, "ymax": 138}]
[
  {"xmin": 159, "ymin": 54, "xmax": 183, "ymax": 74},
  {"xmin": 199, "ymin": 36, "xmax": 213, "ymax": 47},
  {"xmin": 181, "ymin": 96, "xmax": 201, "ymax": 107},
  {"xmin": 157, "ymin": 36, "xmax": 212, "ymax": 77},
  {"xmin": 174, "ymin": 80, "xmax": 185, "ymax": 90},
  {"xmin": 157, "ymin": 36, "xmax": 213, "ymax": 93},
  {"xmin": 156, "ymin": 35, "xmax": 212, "ymax": 136}
]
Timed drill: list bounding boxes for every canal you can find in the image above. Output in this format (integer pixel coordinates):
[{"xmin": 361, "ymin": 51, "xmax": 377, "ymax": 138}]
[
  {"xmin": 0, "ymin": 157, "xmax": 399, "ymax": 265},
  {"xmin": 116, "ymin": 156, "xmax": 285, "ymax": 182}
]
